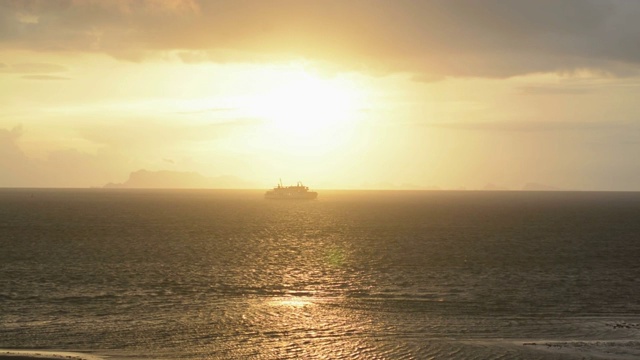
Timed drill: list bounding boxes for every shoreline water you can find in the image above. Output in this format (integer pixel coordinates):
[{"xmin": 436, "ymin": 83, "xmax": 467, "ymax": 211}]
[{"xmin": 4, "ymin": 338, "xmax": 640, "ymax": 360}]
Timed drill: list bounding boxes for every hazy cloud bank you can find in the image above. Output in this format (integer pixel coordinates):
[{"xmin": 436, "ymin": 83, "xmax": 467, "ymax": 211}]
[
  {"xmin": 0, "ymin": 124, "xmax": 257, "ymax": 188},
  {"xmin": 2, "ymin": 0, "xmax": 640, "ymax": 78},
  {"xmin": 20, "ymin": 74, "xmax": 70, "ymax": 80},
  {"xmin": 104, "ymin": 169, "xmax": 254, "ymax": 189},
  {"xmin": 0, "ymin": 61, "xmax": 70, "ymax": 80},
  {"xmin": 424, "ymin": 120, "xmax": 638, "ymax": 133},
  {"xmin": 0, "ymin": 126, "xmax": 130, "ymax": 187}
]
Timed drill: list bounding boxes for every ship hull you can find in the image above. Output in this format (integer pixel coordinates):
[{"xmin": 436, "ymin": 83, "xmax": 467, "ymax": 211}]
[{"xmin": 264, "ymin": 191, "xmax": 318, "ymax": 200}]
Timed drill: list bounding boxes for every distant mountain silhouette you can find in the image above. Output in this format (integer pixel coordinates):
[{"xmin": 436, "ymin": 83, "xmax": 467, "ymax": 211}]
[{"xmin": 104, "ymin": 169, "xmax": 253, "ymax": 189}]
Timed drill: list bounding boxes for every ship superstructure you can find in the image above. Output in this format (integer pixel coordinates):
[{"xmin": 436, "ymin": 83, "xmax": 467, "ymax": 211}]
[{"xmin": 265, "ymin": 179, "xmax": 318, "ymax": 200}]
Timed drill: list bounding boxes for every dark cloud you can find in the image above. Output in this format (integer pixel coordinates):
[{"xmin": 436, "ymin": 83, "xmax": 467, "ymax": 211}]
[{"xmin": 1, "ymin": 1, "xmax": 640, "ymax": 78}]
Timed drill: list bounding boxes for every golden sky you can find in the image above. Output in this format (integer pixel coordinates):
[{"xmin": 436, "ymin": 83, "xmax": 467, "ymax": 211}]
[{"xmin": 2, "ymin": 0, "xmax": 640, "ymax": 190}]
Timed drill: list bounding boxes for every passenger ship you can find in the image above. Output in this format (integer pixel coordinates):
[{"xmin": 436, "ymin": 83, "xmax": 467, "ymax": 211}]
[{"xmin": 265, "ymin": 180, "xmax": 318, "ymax": 200}]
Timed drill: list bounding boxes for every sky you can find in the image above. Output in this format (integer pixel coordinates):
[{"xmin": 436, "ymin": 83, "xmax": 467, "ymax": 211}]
[{"xmin": 2, "ymin": 0, "xmax": 640, "ymax": 190}]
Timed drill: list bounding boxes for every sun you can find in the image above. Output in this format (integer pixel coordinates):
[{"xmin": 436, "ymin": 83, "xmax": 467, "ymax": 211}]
[{"xmin": 247, "ymin": 67, "xmax": 364, "ymax": 138}]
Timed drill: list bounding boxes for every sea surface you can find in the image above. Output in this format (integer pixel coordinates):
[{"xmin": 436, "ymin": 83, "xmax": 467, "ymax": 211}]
[{"xmin": 1, "ymin": 189, "xmax": 640, "ymax": 359}]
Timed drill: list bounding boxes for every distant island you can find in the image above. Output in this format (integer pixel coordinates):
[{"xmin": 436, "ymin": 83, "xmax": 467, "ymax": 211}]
[{"xmin": 104, "ymin": 170, "xmax": 254, "ymax": 189}]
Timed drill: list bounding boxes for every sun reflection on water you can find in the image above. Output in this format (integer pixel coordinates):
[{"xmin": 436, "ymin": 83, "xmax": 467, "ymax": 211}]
[{"xmin": 267, "ymin": 296, "xmax": 315, "ymax": 308}]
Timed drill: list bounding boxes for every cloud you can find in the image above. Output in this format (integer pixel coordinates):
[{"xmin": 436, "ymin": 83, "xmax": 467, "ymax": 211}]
[
  {"xmin": 0, "ymin": 121, "xmax": 258, "ymax": 188},
  {"xmin": 517, "ymin": 86, "xmax": 591, "ymax": 95},
  {"xmin": 0, "ymin": 126, "xmax": 26, "ymax": 156},
  {"xmin": 411, "ymin": 73, "xmax": 447, "ymax": 84},
  {"xmin": 21, "ymin": 74, "xmax": 70, "ymax": 80},
  {"xmin": 424, "ymin": 120, "xmax": 636, "ymax": 132},
  {"xmin": 77, "ymin": 118, "xmax": 260, "ymax": 153},
  {"xmin": 104, "ymin": 169, "xmax": 253, "ymax": 189},
  {"xmin": 175, "ymin": 107, "xmax": 237, "ymax": 115},
  {"xmin": 0, "ymin": 126, "xmax": 40, "ymax": 186},
  {"xmin": 0, "ymin": 62, "xmax": 68, "ymax": 77},
  {"xmin": 1, "ymin": 1, "xmax": 640, "ymax": 78},
  {"xmin": 0, "ymin": 126, "xmax": 131, "ymax": 187},
  {"xmin": 9, "ymin": 62, "xmax": 67, "ymax": 73}
]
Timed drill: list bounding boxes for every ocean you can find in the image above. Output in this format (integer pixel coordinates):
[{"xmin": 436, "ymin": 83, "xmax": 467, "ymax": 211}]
[{"xmin": 1, "ymin": 189, "xmax": 640, "ymax": 359}]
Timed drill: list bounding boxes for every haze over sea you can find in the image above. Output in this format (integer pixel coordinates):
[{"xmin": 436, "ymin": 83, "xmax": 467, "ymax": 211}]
[{"xmin": 2, "ymin": 189, "xmax": 640, "ymax": 359}]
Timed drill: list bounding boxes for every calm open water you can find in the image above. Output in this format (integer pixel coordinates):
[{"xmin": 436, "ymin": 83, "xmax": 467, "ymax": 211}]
[{"xmin": 1, "ymin": 189, "xmax": 640, "ymax": 359}]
